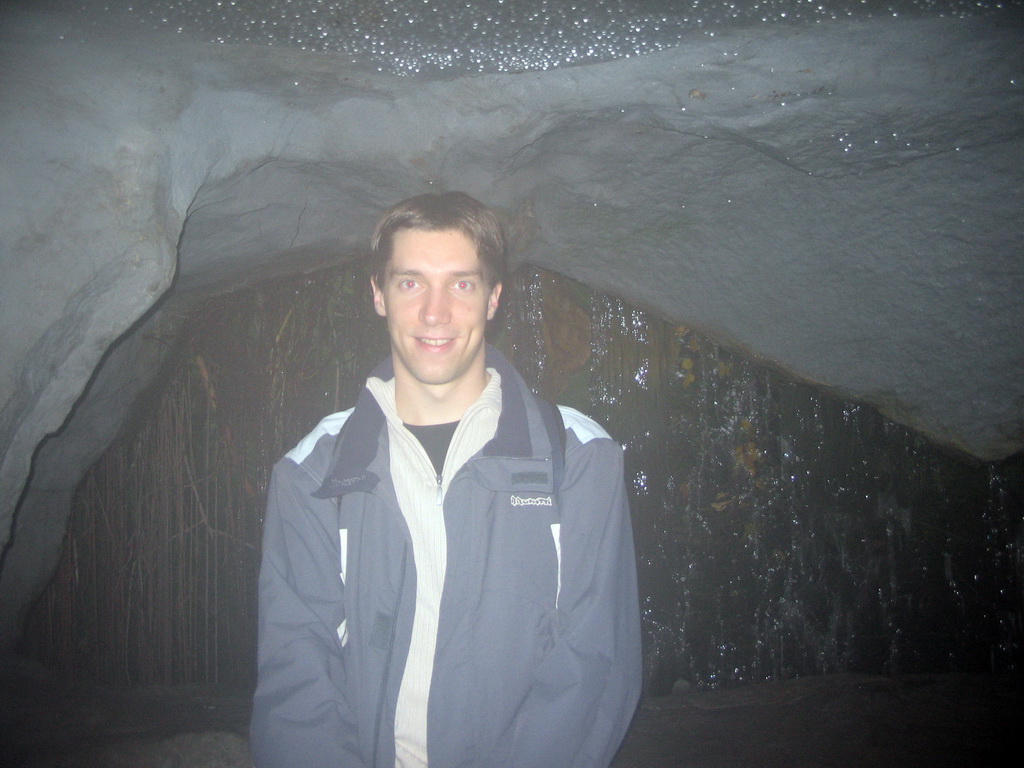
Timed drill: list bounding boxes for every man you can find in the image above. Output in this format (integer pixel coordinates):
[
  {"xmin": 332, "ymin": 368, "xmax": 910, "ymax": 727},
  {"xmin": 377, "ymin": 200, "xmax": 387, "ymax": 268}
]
[{"xmin": 251, "ymin": 191, "xmax": 642, "ymax": 768}]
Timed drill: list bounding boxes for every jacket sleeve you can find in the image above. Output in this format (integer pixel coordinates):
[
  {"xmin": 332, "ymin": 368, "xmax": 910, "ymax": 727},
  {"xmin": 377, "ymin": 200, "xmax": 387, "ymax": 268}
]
[
  {"xmin": 510, "ymin": 436, "xmax": 643, "ymax": 768},
  {"xmin": 250, "ymin": 457, "xmax": 367, "ymax": 768}
]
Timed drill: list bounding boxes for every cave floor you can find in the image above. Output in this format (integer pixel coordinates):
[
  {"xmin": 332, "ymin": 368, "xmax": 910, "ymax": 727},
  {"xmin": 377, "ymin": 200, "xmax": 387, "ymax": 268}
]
[{"xmin": 2, "ymin": 662, "xmax": 1020, "ymax": 767}]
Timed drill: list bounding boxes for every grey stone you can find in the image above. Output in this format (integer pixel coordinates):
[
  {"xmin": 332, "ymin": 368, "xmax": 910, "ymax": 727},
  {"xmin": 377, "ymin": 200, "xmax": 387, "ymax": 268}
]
[{"xmin": 0, "ymin": 4, "xmax": 1021, "ymax": 650}]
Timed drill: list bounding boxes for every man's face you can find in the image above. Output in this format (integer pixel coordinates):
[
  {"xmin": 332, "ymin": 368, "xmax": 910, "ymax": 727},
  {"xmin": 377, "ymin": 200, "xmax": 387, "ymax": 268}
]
[{"xmin": 372, "ymin": 228, "xmax": 501, "ymax": 414}]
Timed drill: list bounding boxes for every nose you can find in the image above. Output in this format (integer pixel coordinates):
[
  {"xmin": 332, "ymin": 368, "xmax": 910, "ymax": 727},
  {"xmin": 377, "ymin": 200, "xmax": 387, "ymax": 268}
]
[{"xmin": 420, "ymin": 287, "xmax": 452, "ymax": 326}]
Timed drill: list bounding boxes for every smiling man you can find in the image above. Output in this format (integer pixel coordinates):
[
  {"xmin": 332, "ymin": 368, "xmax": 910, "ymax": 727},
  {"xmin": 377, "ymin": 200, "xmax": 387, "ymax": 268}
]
[
  {"xmin": 371, "ymin": 226, "xmax": 501, "ymax": 424},
  {"xmin": 251, "ymin": 192, "xmax": 642, "ymax": 768}
]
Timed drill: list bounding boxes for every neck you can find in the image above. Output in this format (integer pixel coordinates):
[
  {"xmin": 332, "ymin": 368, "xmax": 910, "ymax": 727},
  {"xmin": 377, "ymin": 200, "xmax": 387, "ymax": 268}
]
[{"xmin": 394, "ymin": 368, "xmax": 490, "ymax": 426}]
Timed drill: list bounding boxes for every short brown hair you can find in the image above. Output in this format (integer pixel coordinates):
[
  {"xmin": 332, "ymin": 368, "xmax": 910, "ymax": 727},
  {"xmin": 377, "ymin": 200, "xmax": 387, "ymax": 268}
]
[{"xmin": 370, "ymin": 191, "xmax": 507, "ymax": 288}]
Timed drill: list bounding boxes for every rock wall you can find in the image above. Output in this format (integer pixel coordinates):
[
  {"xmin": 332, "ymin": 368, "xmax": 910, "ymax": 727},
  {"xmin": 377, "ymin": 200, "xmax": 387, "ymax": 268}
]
[{"xmin": 1, "ymin": 4, "xmax": 1022, "ymax": 649}]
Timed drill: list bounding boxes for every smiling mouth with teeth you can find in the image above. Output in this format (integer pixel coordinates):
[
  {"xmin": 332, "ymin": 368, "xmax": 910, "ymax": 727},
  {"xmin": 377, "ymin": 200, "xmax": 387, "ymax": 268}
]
[{"xmin": 420, "ymin": 338, "xmax": 451, "ymax": 346}]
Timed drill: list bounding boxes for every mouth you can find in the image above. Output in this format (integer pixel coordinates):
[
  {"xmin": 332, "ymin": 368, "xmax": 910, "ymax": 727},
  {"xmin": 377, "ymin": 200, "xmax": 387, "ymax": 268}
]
[{"xmin": 418, "ymin": 337, "xmax": 454, "ymax": 348}]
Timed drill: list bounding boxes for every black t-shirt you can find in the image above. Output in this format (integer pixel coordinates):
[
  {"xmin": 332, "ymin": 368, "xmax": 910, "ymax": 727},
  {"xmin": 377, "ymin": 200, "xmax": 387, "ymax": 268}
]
[{"xmin": 404, "ymin": 421, "xmax": 459, "ymax": 477}]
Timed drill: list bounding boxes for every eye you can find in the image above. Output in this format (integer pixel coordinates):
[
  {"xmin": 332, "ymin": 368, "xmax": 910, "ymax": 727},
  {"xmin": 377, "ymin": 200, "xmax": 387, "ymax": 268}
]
[
  {"xmin": 400, "ymin": 279, "xmax": 418, "ymax": 290},
  {"xmin": 454, "ymin": 280, "xmax": 473, "ymax": 291}
]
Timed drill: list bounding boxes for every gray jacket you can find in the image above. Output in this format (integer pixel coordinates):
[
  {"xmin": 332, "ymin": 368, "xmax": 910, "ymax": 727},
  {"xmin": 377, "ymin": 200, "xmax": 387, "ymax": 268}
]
[{"xmin": 251, "ymin": 347, "xmax": 642, "ymax": 767}]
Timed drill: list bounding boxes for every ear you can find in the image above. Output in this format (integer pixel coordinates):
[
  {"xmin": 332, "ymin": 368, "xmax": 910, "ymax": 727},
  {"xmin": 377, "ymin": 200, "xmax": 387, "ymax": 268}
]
[
  {"xmin": 371, "ymin": 276, "xmax": 387, "ymax": 317},
  {"xmin": 486, "ymin": 282, "xmax": 502, "ymax": 321}
]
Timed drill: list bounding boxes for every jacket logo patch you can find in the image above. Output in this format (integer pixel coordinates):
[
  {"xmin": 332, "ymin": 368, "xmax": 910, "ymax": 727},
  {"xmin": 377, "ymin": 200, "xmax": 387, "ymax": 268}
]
[
  {"xmin": 512, "ymin": 471, "xmax": 548, "ymax": 485},
  {"xmin": 510, "ymin": 494, "xmax": 553, "ymax": 507}
]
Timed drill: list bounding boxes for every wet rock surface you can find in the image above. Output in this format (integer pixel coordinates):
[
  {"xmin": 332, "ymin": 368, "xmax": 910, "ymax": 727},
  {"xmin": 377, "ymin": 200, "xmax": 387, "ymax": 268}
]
[
  {"xmin": 4, "ymin": 1, "xmax": 1023, "ymax": 666},
  {"xmin": 0, "ymin": 659, "xmax": 252, "ymax": 767},
  {"xmin": 616, "ymin": 673, "xmax": 1022, "ymax": 768},
  {"xmin": 3, "ymin": 659, "xmax": 1019, "ymax": 767}
]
